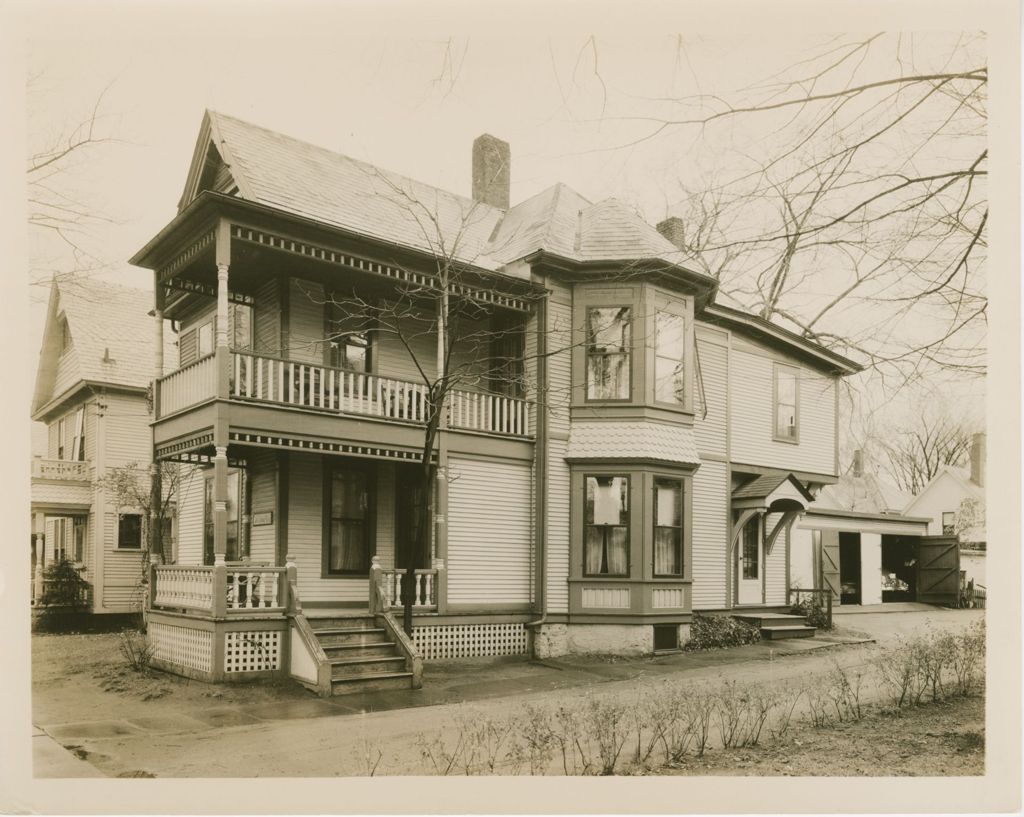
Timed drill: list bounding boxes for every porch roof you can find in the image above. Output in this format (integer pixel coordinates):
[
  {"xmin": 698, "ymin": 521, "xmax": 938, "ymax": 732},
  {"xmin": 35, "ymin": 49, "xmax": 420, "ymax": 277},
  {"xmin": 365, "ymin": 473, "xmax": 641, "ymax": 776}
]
[{"xmin": 732, "ymin": 472, "xmax": 814, "ymax": 507}]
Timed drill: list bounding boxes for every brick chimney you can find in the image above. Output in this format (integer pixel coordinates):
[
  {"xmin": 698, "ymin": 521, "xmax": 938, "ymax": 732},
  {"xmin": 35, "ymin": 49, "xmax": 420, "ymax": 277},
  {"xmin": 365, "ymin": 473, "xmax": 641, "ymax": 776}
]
[
  {"xmin": 472, "ymin": 134, "xmax": 510, "ymax": 210},
  {"xmin": 656, "ymin": 216, "xmax": 686, "ymax": 250},
  {"xmin": 852, "ymin": 449, "xmax": 864, "ymax": 477},
  {"xmin": 969, "ymin": 432, "xmax": 986, "ymax": 487}
]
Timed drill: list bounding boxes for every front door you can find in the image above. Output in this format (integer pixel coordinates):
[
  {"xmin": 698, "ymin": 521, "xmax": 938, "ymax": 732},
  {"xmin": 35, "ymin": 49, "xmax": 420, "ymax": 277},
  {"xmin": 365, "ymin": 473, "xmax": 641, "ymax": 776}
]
[
  {"xmin": 737, "ymin": 514, "xmax": 763, "ymax": 605},
  {"xmin": 395, "ymin": 465, "xmax": 428, "ymax": 571}
]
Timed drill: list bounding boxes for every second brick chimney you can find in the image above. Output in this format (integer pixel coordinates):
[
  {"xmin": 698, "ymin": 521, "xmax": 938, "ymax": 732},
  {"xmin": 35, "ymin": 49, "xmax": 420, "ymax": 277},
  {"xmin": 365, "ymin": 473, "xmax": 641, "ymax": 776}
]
[
  {"xmin": 656, "ymin": 216, "xmax": 687, "ymax": 250},
  {"xmin": 472, "ymin": 134, "xmax": 510, "ymax": 210}
]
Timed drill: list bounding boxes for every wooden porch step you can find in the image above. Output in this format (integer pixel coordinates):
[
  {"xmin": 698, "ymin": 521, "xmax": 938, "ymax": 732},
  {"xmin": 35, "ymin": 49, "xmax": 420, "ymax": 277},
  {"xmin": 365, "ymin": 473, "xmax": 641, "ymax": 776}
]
[
  {"xmin": 313, "ymin": 627, "xmax": 388, "ymax": 646},
  {"xmin": 760, "ymin": 625, "xmax": 816, "ymax": 640},
  {"xmin": 330, "ymin": 671, "xmax": 416, "ymax": 694},
  {"xmin": 321, "ymin": 641, "xmax": 399, "ymax": 659},
  {"xmin": 330, "ymin": 655, "xmax": 408, "ymax": 677},
  {"xmin": 308, "ymin": 616, "xmax": 377, "ymax": 630},
  {"xmin": 735, "ymin": 613, "xmax": 808, "ymax": 628}
]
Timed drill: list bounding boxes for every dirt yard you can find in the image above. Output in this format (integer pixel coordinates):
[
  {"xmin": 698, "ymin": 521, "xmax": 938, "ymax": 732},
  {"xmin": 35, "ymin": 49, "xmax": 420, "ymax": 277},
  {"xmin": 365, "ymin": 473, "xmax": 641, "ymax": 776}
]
[
  {"xmin": 32, "ymin": 632, "xmax": 310, "ymax": 726},
  {"xmin": 659, "ymin": 695, "xmax": 985, "ymax": 776}
]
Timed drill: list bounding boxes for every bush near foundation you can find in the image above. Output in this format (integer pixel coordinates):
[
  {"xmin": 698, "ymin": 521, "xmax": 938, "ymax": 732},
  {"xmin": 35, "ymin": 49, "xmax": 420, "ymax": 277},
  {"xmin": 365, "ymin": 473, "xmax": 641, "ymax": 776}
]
[
  {"xmin": 790, "ymin": 597, "xmax": 833, "ymax": 630},
  {"xmin": 683, "ymin": 613, "xmax": 760, "ymax": 651}
]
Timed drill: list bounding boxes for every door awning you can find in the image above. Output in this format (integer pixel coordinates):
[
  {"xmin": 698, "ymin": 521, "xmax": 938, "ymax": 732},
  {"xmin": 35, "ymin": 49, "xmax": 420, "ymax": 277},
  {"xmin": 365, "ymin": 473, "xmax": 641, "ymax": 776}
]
[{"xmin": 732, "ymin": 472, "xmax": 814, "ymax": 512}]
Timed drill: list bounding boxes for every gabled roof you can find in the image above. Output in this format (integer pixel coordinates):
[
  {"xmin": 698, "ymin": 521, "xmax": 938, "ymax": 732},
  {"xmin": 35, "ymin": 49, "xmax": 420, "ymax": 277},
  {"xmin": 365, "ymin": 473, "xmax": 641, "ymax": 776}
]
[
  {"xmin": 177, "ymin": 111, "xmax": 713, "ymax": 282},
  {"xmin": 816, "ymin": 471, "xmax": 911, "ymax": 515},
  {"xmin": 32, "ymin": 277, "xmax": 175, "ymax": 417},
  {"xmin": 903, "ymin": 465, "xmax": 984, "ymax": 514},
  {"xmin": 733, "ymin": 472, "xmax": 815, "ymax": 504}
]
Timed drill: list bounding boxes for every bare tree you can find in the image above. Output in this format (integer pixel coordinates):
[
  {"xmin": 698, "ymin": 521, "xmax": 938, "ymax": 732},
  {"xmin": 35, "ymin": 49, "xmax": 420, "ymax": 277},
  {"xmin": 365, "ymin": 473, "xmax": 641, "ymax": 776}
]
[{"xmin": 878, "ymin": 408, "xmax": 974, "ymax": 495}]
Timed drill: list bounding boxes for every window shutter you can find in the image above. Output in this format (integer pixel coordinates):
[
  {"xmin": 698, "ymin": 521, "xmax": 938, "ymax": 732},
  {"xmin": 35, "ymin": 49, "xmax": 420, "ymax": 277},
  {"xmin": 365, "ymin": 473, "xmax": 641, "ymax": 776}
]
[
  {"xmin": 179, "ymin": 328, "xmax": 198, "ymax": 366},
  {"xmin": 72, "ymin": 407, "xmax": 84, "ymax": 460}
]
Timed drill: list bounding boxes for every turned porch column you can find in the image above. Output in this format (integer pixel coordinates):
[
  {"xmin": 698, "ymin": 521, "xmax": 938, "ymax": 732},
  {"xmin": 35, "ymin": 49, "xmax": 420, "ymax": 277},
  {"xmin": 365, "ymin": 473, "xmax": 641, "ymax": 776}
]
[{"xmin": 213, "ymin": 445, "xmax": 229, "ymax": 564}]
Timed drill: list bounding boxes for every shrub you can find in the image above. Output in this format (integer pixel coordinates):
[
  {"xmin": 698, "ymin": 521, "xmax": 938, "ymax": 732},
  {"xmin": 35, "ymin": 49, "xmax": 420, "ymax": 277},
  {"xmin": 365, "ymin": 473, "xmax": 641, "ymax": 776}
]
[
  {"xmin": 117, "ymin": 628, "xmax": 155, "ymax": 672},
  {"xmin": 34, "ymin": 558, "xmax": 92, "ymax": 632},
  {"xmin": 684, "ymin": 613, "xmax": 761, "ymax": 651},
  {"xmin": 790, "ymin": 596, "xmax": 833, "ymax": 630}
]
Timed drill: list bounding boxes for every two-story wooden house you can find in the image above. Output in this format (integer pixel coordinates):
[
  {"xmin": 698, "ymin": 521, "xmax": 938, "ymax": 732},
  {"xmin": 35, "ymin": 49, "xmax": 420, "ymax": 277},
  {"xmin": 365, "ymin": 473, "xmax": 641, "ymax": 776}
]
[
  {"xmin": 31, "ymin": 277, "xmax": 176, "ymax": 615},
  {"xmin": 131, "ymin": 112, "xmax": 861, "ymax": 692}
]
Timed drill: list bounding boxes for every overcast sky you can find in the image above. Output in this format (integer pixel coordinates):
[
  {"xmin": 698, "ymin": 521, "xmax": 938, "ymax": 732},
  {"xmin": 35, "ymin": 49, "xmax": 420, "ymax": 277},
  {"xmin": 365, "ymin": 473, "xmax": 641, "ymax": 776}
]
[{"xmin": 19, "ymin": 3, "xmax": 990, "ymax": 437}]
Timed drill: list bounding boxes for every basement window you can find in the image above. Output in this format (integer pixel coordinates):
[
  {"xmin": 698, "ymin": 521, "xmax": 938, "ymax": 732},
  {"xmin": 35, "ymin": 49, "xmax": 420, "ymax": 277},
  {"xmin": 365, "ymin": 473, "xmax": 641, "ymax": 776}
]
[{"xmin": 653, "ymin": 624, "xmax": 679, "ymax": 652}]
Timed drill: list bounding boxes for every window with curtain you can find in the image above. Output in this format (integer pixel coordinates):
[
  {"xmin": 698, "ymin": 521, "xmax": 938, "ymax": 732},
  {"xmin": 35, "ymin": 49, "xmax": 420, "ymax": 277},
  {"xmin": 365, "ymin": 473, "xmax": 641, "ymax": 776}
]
[
  {"xmin": 774, "ymin": 366, "xmax": 799, "ymax": 440},
  {"xmin": 586, "ymin": 307, "xmax": 631, "ymax": 400},
  {"xmin": 327, "ymin": 467, "xmax": 370, "ymax": 574},
  {"xmin": 654, "ymin": 478, "xmax": 683, "ymax": 576},
  {"xmin": 655, "ymin": 311, "xmax": 686, "ymax": 404},
  {"xmin": 584, "ymin": 475, "xmax": 629, "ymax": 576}
]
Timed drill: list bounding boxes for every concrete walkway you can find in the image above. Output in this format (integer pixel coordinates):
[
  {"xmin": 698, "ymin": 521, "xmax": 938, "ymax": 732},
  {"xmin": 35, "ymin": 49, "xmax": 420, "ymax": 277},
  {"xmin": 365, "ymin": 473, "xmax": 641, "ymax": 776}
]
[
  {"xmin": 33, "ymin": 727, "xmax": 105, "ymax": 778},
  {"xmin": 32, "ymin": 606, "xmax": 982, "ymax": 777}
]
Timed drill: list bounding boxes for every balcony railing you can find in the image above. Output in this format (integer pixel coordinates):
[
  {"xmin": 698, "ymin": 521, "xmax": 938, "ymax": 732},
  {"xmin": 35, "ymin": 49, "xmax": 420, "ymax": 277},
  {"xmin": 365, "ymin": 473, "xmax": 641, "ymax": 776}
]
[
  {"xmin": 31, "ymin": 458, "xmax": 91, "ymax": 481},
  {"xmin": 158, "ymin": 353, "xmax": 217, "ymax": 416},
  {"xmin": 230, "ymin": 351, "xmax": 533, "ymax": 437}
]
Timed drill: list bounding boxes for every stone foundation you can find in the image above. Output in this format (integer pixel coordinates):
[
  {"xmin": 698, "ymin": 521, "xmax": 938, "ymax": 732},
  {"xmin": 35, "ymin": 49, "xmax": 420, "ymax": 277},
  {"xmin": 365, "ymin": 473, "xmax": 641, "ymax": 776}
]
[{"xmin": 534, "ymin": 622, "xmax": 691, "ymax": 658}]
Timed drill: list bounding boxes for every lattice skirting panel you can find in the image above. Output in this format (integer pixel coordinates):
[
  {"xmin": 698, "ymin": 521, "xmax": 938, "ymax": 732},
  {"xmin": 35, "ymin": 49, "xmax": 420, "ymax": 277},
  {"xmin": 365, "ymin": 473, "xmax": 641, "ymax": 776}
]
[
  {"xmin": 224, "ymin": 630, "xmax": 281, "ymax": 673},
  {"xmin": 149, "ymin": 622, "xmax": 213, "ymax": 674},
  {"xmin": 413, "ymin": 623, "xmax": 528, "ymax": 660}
]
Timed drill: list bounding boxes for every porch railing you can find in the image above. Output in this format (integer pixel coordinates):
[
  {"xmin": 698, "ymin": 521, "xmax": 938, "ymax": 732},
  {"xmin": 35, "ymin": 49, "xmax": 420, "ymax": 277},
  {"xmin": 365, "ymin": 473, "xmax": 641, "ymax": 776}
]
[
  {"xmin": 378, "ymin": 568, "xmax": 438, "ymax": 612},
  {"xmin": 231, "ymin": 352, "xmax": 429, "ymax": 423},
  {"xmin": 229, "ymin": 351, "xmax": 532, "ymax": 437},
  {"xmin": 787, "ymin": 586, "xmax": 833, "ymax": 630},
  {"xmin": 31, "ymin": 458, "xmax": 91, "ymax": 481},
  {"xmin": 449, "ymin": 389, "xmax": 530, "ymax": 437},
  {"xmin": 151, "ymin": 564, "xmax": 286, "ymax": 615},
  {"xmin": 158, "ymin": 353, "xmax": 217, "ymax": 416}
]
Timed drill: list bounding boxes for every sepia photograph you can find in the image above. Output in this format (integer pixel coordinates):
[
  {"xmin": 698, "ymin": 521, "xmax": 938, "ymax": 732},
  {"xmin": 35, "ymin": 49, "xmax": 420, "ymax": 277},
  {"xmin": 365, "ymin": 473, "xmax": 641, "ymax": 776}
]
[{"xmin": 1, "ymin": 0, "xmax": 1019, "ymax": 812}]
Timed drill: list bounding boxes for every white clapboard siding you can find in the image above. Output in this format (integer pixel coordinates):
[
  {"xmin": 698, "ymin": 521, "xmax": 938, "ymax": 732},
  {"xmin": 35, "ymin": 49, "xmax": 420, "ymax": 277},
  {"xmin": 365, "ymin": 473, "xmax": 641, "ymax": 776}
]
[
  {"xmin": 53, "ymin": 344, "xmax": 80, "ymax": 399},
  {"xmin": 253, "ymin": 278, "xmax": 281, "ymax": 356},
  {"xmin": 247, "ymin": 451, "xmax": 277, "ymax": 564},
  {"xmin": 175, "ymin": 466, "xmax": 207, "ymax": 565},
  {"xmin": 546, "ymin": 290, "xmax": 573, "ymax": 437},
  {"xmin": 545, "ymin": 438, "xmax": 571, "ymax": 613},
  {"xmin": 288, "ymin": 279, "xmax": 324, "ymax": 364},
  {"xmin": 447, "ymin": 457, "xmax": 533, "ymax": 606},
  {"xmin": 84, "ymin": 402, "xmax": 97, "ymax": 465},
  {"xmin": 729, "ymin": 341, "xmax": 836, "ymax": 474},
  {"xmin": 374, "ymin": 463, "xmax": 396, "ymax": 570},
  {"xmin": 102, "ymin": 511, "xmax": 144, "ymax": 611},
  {"xmin": 764, "ymin": 512, "xmax": 788, "ymax": 605},
  {"xmin": 288, "ymin": 454, "xmax": 368, "ymax": 603},
  {"xmin": 373, "ymin": 305, "xmax": 437, "ymax": 384},
  {"xmin": 102, "ymin": 393, "xmax": 153, "ymax": 469},
  {"xmin": 692, "ymin": 460, "xmax": 729, "ymax": 610},
  {"xmin": 694, "ymin": 326, "xmax": 728, "ymax": 458}
]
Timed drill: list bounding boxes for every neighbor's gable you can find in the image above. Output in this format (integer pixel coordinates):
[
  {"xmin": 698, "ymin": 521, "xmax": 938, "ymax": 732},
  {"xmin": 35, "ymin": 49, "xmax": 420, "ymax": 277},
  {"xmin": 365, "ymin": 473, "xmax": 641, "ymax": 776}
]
[{"xmin": 32, "ymin": 283, "xmax": 82, "ymax": 418}]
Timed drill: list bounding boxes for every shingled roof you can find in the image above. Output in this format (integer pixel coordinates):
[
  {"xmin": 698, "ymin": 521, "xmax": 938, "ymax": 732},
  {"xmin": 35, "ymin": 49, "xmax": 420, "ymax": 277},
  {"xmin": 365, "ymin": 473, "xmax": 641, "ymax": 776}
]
[
  {"xmin": 565, "ymin": 421, "xmax": 700, "ymax": 467},
  {"xmin": 184, "ymin": 111, "xmax": 704, "ymax": 278},
  {"xmin": 32, "ymin": 277, "xmax": 176, "ymax": 417}
]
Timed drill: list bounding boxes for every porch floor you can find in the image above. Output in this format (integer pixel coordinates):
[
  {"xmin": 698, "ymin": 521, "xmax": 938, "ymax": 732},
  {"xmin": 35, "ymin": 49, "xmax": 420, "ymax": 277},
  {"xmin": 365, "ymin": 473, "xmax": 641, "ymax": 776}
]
[{"xmin": 832, "ymin": 602, "xmax": 939, "ymax": 615}]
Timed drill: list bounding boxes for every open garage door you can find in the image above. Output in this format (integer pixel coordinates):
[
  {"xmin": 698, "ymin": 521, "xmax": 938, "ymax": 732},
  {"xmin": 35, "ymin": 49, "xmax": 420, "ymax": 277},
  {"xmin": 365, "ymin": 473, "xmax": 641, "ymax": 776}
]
[
  {"xmin": 819, "ymin": 530, "xmax": 841, "ymax": 603},
  {"xmin": 916, "ymin": 536, "xmax": 960, "ymax": 606}
]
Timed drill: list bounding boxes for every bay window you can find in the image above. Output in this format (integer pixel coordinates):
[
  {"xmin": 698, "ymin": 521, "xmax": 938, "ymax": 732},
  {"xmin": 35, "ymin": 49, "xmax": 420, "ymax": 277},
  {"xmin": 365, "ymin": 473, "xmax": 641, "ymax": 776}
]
[
  {"xmin": 654, "ymin": 311, "xmax": 686, "ymax": 405},
  {"xmin": 653, "ymin": 478, "xmax": 683, "ymax": 576},
  {"xmin": 586, "ymin": 307, "xmax": 631, "ymax": 400},
  {"xmin": 584, "ymin": 475, "xmax": 629, "ymax": 576}
]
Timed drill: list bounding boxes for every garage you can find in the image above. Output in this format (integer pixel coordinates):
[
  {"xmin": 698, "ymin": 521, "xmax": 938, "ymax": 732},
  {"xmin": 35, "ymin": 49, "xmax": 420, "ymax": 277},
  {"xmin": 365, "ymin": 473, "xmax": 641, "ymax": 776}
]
[{"xmin": 791, "ymin": 508, "xmax": 960, "ymax": 607}]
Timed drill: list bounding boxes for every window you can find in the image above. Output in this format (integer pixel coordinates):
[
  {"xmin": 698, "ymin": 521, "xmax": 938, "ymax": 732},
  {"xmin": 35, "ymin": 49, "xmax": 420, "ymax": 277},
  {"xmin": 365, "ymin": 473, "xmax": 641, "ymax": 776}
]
[
  {"xmin": 774, "ymin": 365, "xmax": 799, "ymax": 441},
  {"xmin": 60, "ymin": 317, "xmax": 72, "ymax": 353},
  {"xmin": 327, "ymin": 301, "xmax": 373, "ymax": 373},
  {"xmin": 71, "ymin": 406, "xmax": 85, "ymax": 461},
  {"xmin": 586, "ymin": 307, "xmax": 631, "ymax": 400},
  {"xmin": 197, "ymin": 320, "xmax": 214, "ymax": 358},
  {"xmin": 118, "ymin": 513, "xmax": 143, "ymax": 549},
  {"xmin": 72, "ymin": 517, "xmax": 85, "ymax": 562},
  {"xmin": 230, "ymin": 303, "xmax": 253, "ymax": 350},
  {"xmin": 742, "ymin": 516, "xmax": 760, "ymax": 580},
  {"xmin": 203, "ymin": 472, "xmax": 240, "ymax": 564},
  {"xmin": 56, "ymin": 417, "xmax": 66, "ymax": 460},
  {"xmin": 584, "ymin": 475, "xmax": 629, "ymax": 576},
  {"xmin": 655, "ymin": 311, "xmax": 686, "ymax": 405},
  {"xmin": 53, "ymin": 518, "xmax": 67, "ymax": 562},
  {"xmin": 942, "ymin": 511, "xmax": 956, "ymax": 536},
  {"xmin": 489, "ymin": 317, "xmax": 525, "ymax": 398},
  {"xmin": 653, "ymin": 478, "xmax": 683, "ymax": 576},
  {"xmin": 326, "ymin": 466, "xmax": 371, "ymax": 574}
]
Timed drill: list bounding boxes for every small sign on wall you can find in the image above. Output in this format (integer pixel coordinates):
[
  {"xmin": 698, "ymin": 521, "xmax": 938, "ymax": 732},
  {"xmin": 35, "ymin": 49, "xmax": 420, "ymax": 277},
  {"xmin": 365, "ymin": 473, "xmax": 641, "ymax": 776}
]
[{"xmin": 252, "ymin": 511, "xmax": 274, "ymax": 526}]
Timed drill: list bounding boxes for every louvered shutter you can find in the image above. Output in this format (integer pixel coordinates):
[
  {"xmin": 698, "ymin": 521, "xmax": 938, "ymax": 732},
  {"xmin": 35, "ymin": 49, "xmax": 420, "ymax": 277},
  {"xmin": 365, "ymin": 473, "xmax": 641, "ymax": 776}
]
[{"xmin": 179, "ymin": 328, "xmax": 198, "ymax": 366}]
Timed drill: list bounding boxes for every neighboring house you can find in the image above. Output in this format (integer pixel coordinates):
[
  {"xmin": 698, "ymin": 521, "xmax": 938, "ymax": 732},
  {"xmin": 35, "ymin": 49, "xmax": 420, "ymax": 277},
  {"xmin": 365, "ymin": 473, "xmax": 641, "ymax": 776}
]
[
  {"xmin": 130, "ymin": 111, "xmax": 864, "ymax": 690},
  {"xmin": 30, "ymin": 277, "xmax": 175, "ymax": 615},
  {"xmin": 904, "ymin": 433, "xmax": 986, "ymax": 586}
]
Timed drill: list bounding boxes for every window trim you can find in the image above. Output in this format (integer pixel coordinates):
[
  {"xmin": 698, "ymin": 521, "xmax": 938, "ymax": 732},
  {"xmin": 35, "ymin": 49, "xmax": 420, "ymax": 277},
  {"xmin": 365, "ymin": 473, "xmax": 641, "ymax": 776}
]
[
  {"xmin": 652, "ymin": 476, "xmax": 685, "ymax": 578},
  {"xmin": 772, "ymin": 362, "xmax": 801, "ymax": 444},
  {"xmin": 321, "ymin": 461, "xmax": 376, "ymax": 578},
  {"xmin": 116, "ymin": 512, "xmax": 144, "ymax": 551},
  {"xmin": 653, "ymin": 309, "xmax": 688, "ymax": 409},
  {"xmin": 584, "ymin": 304, "xmax": 634, "ymax": 403},
  {"xmin": 941, "ymin": 511, "xmax": 956, "ymax": 536},
  {"xmin": 582, "ymin": 473, "xmax": 631, "ymax": 577}
]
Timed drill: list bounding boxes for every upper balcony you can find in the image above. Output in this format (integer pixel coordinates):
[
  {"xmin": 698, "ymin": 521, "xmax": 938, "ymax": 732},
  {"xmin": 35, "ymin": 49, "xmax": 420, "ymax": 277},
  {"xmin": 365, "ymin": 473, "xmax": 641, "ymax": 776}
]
[
  {"xmin": 31, "ymin": 458, "xmax": 92, "ymax": 482},
  {"xmin": 155, "ymin": 349, "xmax": 533, "ymax": 438},
  {"xmin": 31, "ymin": 458, "xmax": 93, "ymax": 510}
]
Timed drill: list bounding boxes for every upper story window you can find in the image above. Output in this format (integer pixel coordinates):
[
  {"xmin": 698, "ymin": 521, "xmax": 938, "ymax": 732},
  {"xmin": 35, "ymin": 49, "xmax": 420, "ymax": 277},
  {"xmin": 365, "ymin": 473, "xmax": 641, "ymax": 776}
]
[
  {"xmin": 71, "ymin": 406, "xmax": 86, "ymax": 461},
  {"xmin": 586, "ymin": 307, "xmax": 631, "ymax": 400},
  {"xmin": 942, "ymin": 511, "xmax": 956, "ymax": 536},
  {"xmin": 329, "ymin": 331, "xmax": 371, "ymax": 373},
  {"xmin": 56, "ymin": 417, "xmax": 66, "ymax": 460},
  {"xmin": 655, "ymin": 311, "xmax": 686, "ymax": 405},
  {"xmin": 59, "ymin": 317, "xmax": 72, "ymax": 354},
  {"xmin": 774, "ymin": 364, "xmax": 799, "ymax": 442},
  {"xmin": 584, "ymin": 475, "xmax": 629, "ymax": 576}
]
